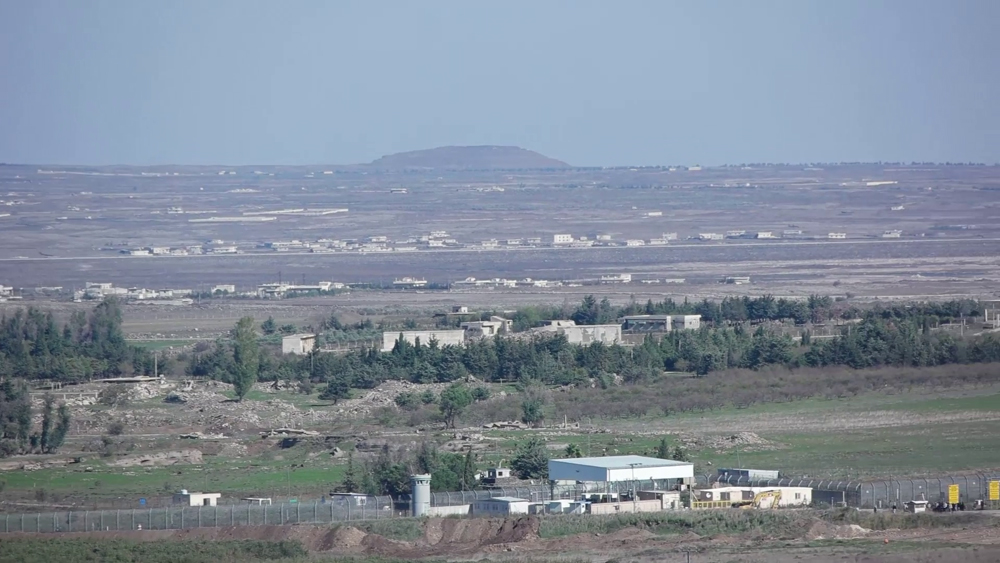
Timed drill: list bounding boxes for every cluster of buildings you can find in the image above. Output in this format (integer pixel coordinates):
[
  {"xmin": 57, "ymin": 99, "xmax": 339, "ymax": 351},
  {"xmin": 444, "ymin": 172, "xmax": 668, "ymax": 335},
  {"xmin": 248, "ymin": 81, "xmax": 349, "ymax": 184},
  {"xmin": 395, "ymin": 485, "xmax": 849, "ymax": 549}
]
[
  {"xmin": 73, "ymin": 282, "xmax": 195, "ymax": 303},
  {"xmin": 414, "ymin": 456, "xmax": 817, "ymax": 518},
  {"xmin": 365, "ymin": 312, "xmax": 703, "ymax": 354}
]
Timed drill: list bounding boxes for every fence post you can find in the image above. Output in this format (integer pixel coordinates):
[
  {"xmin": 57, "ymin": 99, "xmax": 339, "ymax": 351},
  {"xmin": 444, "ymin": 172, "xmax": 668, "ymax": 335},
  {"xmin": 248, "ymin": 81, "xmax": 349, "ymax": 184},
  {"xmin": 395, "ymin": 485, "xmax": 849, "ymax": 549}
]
[
  {"xmin": 181, "ymin": 508, "xmax": 184, "ymax": 529},
  {"xmin": 263, "ymin": 505, "xmax": 266, "ymax": 525},
  {"xmin": 297, "ymin": 503, "xmax": 300, "ymax": 523},
  {"xmin": 116, "ymin": 510, "xmax": 119, "ymax": 531},
  {"xmin": 131, "ymin": 510, "xmax": 135, "ymax": 530},
  {"xmin": 149, "ymin": 508, "xmax": 152, "ymax": 530},
  {"xmin": 231, "ymin": 504, "xmax": 235, "ymax": 527},
  {"xmin": 280, "ymin": 504, "xmax": 284, "ymax": 525},
  {"xmin": 198, "ymin": 506, "xmax": 201, "ymax": 528}
]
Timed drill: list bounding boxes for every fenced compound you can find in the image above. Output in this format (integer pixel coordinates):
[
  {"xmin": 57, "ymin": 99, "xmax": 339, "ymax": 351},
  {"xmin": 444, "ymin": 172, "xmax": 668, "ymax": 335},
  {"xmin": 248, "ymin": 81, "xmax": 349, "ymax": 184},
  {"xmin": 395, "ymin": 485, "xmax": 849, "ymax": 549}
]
[
  {"xmin": 707, "ymin": 473, "xmax": 1000, "ymax": 508},
  {"xmin": 1, "ymin": 474, "xmax": 997, "ymax": 534}
]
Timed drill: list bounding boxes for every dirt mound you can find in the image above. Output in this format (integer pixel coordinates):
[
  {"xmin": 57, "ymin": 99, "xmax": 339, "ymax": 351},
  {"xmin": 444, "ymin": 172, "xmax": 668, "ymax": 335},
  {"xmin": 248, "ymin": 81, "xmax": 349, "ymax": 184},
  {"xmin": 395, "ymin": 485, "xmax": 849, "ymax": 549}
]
[
  {"xmin": 107, "ymin": 449, "xmax": 203, "ymax": 467},
  {"xmin": 363, "ymin": 516, "xmax": 540, "ymax": 558},
  {"xmin": 805, "ymin": 521, "xmax": 869, "ymax": 540}
]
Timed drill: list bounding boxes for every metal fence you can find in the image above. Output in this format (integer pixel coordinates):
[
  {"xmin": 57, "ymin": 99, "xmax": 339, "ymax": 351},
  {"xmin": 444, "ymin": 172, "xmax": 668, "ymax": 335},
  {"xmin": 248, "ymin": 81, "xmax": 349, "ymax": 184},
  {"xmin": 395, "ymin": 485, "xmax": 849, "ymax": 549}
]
[
  {"xmin": 707, "ymin": 473, "xmax": 1000, "ymax": 508},
  {"xmin": 3, "ymin": 473, "xmax": 997, "ymax": 534},
  {"xmin": 0, "ymin": 500, "xmax": 408, "ymax": 534}
]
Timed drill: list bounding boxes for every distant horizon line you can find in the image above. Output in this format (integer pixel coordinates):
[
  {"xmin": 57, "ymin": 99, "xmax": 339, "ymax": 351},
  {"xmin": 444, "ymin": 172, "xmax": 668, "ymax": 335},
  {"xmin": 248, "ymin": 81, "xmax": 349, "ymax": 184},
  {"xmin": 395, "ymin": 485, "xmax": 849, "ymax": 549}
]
[{"xmin": 3, "ymin": 160, "xmax": 998, "ymax": 169}]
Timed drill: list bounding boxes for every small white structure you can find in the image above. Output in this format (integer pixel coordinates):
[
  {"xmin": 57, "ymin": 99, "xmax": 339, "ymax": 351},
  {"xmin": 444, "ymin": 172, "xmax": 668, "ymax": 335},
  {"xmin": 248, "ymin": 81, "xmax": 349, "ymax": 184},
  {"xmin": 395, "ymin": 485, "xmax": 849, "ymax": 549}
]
[
  {"xmin": 828, "ymin": 232, "xmax": 847, "ymax": 239},
  {"xmin": 672, "ymin": 315, "xmax": 701, "ymax": 330},
  {"xmin": 553, "ymin": 234, "xmax": 574, "ymax": 245},
  {"xmin": 461, "ymin": 317, "xmax": 511, "ymax": 339},
  {"xmin": 473, "ymin": 497, "xmax": 530, "ymax": 515},
  {"xmin": 756, "ymin": 232, "xmax": 776, "ymax": 239},
  {"xmin": 174, "ymin": 490, "xmax": 221, "ymax": 506},
  {"xmin": 905, "ymin": 500, "xmax": 928, "ymax": 513},
  {"xmin": 699, "ymin": 233, "xmax": 724, "ymax": 241},
  {"xmin": 282, "ymin": 334, "xmax": 316, "ymax": 355},
  {"xmin": 243, "ymin": 497, "xmax": 272, "ymax": 505}
]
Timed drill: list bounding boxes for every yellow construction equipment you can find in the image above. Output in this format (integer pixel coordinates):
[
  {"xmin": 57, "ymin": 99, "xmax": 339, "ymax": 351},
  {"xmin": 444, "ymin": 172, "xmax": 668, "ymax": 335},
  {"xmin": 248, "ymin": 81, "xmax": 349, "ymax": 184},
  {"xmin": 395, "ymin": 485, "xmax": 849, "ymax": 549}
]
[{"xmin": 733, "ymin": 490, "xmax": 782, "ymax": 510}]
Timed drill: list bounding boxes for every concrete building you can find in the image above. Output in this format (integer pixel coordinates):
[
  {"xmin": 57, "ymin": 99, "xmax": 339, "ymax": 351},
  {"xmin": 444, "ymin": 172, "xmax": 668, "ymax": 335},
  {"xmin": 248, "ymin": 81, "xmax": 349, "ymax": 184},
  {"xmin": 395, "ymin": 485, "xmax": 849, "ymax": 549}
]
[
  {"xmin": 461, "ymin": 317, "xmax": 512, "ymax": 339},
  {"xmin": 212, "ymin": 284, "xmax": 236, "ymax": 294},
  {"xmin": 600, "ymin": 273, "xmax": 632, "ymax": 284},
  {"xmin": 173, "ymin": 490, "xmax": 222, "ymax": 507},
  {"xmin": 472, "ymin": 497, "xmax": 530, "ymax": 515},
  {"xmin": 624, "ymin": 239, "xmax": 645, "ymax": 246},
  {"xmin": 671, "ymin": 315, "xmax": 701, "ymax": 330},
  {"xmin": 882, "ymin": 230, "xmax": 902, "ymax": 238},
  {"xmin": 699, "ymin": 233, "xmax": 724, "ymax": 241},
  {"xmin": 621, "ymin": 315, "xmax": 672, "ymax": 332},
  {"xmin": 726, "ymin": 230, "xmax": 746, "ymax": 238},
  {"xmin": 724, "ymin": 276, "xmax": 751, "ymax": 285},
  {"xmin": 552, "ymin": 234, "xmax": 574, "ymax": 245},
  {"xmin": 828, "ymin": 232, "xmax": 847, "ymax": 239},
  {"xmin": 382, "ymin": 330, "xmax": 465, "ymax": 352},
  {"xmin": 282, "ymin": 334, "xmax": 317, "ymax": 355},
  {"xmin": 393, "ymin": 277, "xmax": 428, "ymax": 288},
  {"xmin": 756, "ymin": 232, "xmax": 776, "ymax": 239},
  {"xmin": 533, "ymin": 321, "xmax": 622, "ymax": 345}
]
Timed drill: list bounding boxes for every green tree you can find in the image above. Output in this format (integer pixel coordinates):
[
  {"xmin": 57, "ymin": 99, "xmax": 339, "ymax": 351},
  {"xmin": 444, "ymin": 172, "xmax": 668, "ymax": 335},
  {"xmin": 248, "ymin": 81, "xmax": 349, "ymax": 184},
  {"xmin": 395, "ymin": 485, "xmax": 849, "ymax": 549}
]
[
  {"xmin": 564, "ymin": 443, "xmax": 583, "ymax": 458},
  {"xmin": 671, "ymin": 446, "xmax": 689, "ymax": 462},
  {"xmin": 339, "ymin": 451, "xmax": 360, "ymax": 493},
  {"xmin": 47, "ymin": 404, "xmax": 71, "ymax": 454},
  {"xmin": 471, "ymin": 386, "xmax": 491, "ymax": 402},
  {"xmin": 439, "ymin": 382, "xmax": 472, "ymax": 428},
  {"xmin": 319, "ymin": 377, "xmax": 350, "ymax": 403},
  {"xmin": 261, "ymin": 316, "xmax": 277, "ymax": 335},
  {"xmin": 231, "ymin": 316, "xmax": 259, "ymax": 401},
  {"xmin": 511, "ymin": 437, "xmax": 549, "ymax": 480},
  {"xmin": 521, "ymin": 396, "xmax": 545, "ymax": 427},
  {"xmin": 38, "ymin": 394, "xmax": 54, "ymax": 453},
  {"xmin": 655, "ymin": 437, "xmax": 671, "ymax": 459}
]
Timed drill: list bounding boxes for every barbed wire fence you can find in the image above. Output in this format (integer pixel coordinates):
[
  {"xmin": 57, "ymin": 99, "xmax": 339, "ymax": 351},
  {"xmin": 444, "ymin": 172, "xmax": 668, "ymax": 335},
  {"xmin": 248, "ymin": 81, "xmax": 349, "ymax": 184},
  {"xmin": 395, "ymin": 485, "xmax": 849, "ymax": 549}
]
[{"xmin": 0, "ymin": 474, "xmax": 996, "ymax": 534}]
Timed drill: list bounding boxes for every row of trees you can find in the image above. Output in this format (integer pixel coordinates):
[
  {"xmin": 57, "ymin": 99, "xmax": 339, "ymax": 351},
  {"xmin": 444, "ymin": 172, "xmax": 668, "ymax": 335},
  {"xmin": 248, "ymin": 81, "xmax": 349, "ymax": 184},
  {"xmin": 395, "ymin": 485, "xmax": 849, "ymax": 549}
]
[
  {"xmin": 0, "ymin": 299, "xmax": 153, "ymax": 382},
  {"xmin": 0, "ymin": 380, "xmax": 71, "ymax": 458},
  {"xmin": 190, "ymin": 312, "xmax": 1000, "ymax": 400}
]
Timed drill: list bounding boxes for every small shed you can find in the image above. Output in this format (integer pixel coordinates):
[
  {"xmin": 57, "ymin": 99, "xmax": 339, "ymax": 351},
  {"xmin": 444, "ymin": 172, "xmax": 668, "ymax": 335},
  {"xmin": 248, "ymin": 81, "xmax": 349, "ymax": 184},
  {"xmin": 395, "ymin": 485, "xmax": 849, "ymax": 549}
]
[
  {"xmin": 472, "ymin": 497, "xmax": 530, "ymax": 515},
  {"xmin": 282, "ymin": 334, "xmax": 317, "ymax": 355},
  {"xmin": 173, "ymin": 490, "xmax": 221, "ymax": 506},
  {"xmin": 905, "ymin": 500, "xmax": 928, "ymax": 513}
]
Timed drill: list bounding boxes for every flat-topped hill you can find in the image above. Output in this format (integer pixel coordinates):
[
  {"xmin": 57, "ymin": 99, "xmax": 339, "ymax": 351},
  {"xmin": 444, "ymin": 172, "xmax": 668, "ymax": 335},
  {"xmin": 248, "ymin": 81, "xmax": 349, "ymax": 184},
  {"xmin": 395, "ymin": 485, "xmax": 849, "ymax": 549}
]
[{"xmin": 368, "ymin": 145, "xmax": 569, "ymax": 170}]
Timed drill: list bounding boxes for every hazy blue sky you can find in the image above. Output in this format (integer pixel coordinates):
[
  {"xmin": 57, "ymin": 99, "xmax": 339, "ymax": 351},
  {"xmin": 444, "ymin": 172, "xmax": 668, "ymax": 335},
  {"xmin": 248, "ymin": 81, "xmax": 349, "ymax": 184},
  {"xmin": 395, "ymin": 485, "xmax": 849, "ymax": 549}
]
[{"xmin": 1, "ymin": 0, "xmax": 998, "ymax": 166}]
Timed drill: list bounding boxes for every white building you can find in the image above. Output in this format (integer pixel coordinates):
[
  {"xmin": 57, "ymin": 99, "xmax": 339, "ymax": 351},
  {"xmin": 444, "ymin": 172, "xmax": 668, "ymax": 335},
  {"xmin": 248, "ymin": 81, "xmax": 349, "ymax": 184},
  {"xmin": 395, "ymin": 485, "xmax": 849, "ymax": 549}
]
[
  {"xmin": 672, "ymin": 315, "xmax": 701, "ymax": 330},
  {"xmin": 532, "ymin": 321, "xmax": 622, "ymax": 345},
  {"xmin": 694, "ymin": 486, "xmax": 811, "ymax": 508},
  {"xmin": 173, "ymin": 490, "xmax": 222, "ymax": 507},
  {"xmin": 381, "ymin": 330, "xmax": 465, "ymax": 352},
  {"xmin": 699, "ymin": 233, "xmax": 724, "ymax": 241},
  {"xmin": 548, "ymin": 455, "xmax": 694, "ymax": 485},
  {"xmin": 828, "ymin": 232, "xmax": 847, "ymax": 239},
  {"xmin": 553, "ymin": 234, "xmax": 574, "ymax": 245},
  {"xmin": 726, "ymin": 230, "xmax": 746, "ymax": 238},
  {"xmin": 461, "ymin": 317, "xmax": 512, "ymax": 339},
  {"xmin": 756, "ymin": 232, "xmax": 776, "ymax": 239},
  {"xmin": 624, "ymin": 239, "xmax": 645, "ymax": 247},
  {"xmin": 212, "ymin": 284, "xmax": 236, "ymax": 294},
  {"xmin": 882, "ymin": 230, "xmax": 902, "ymax": 238},
  {"xmin": 472, "ymin": 497, "xmax": 530, "ymax": 515},
  {"xmin": 600, "ymin": 273, "xmax": 632, "ymax": 284},
  {"xmin": 282, "ymin": 334, "xmax": 317, "ymax": 355}
]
